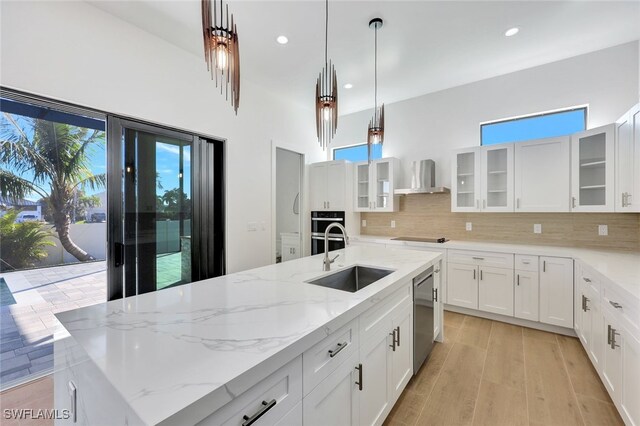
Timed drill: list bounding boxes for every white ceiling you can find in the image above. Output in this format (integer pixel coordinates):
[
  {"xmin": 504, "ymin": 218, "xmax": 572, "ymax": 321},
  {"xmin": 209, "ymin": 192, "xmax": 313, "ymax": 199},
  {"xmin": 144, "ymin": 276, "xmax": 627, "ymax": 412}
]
[{"xmin": 88, "ymin": 0, "xmax": 640, "ymax": 115}]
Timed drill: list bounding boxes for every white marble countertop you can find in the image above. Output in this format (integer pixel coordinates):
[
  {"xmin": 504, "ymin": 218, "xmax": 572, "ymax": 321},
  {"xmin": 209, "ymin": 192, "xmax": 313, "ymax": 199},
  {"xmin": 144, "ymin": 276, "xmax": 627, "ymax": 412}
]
[
  {"xmin": 55, "ymin": 246, "xmax": 441, "ymax": 425},
  {"xmin": 351, "ymin": 235, "xmax": 640, "ymax": 302}
]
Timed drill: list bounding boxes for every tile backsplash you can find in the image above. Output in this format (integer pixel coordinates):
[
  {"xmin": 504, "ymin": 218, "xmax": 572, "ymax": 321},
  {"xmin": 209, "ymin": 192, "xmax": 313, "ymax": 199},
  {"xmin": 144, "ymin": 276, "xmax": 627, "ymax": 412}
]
[{"xmin": 360, "ymin": 193, "xmax": 640, "ymax": 251}]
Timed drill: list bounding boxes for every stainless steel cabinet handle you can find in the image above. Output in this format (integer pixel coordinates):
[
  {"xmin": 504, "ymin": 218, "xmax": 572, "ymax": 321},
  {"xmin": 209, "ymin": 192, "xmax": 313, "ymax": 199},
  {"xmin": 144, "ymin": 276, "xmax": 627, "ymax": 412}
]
[
  {"xmin": 517, "ymin": 274, "xmax": 520, "ymax": 286},
  {"xmin": 355, "ymin": 363, "xmax": 363, "ymax": 391},
  {"xmin": 584, "ymin": 296, "xmax": 590, "ymax": 311},
  {"xmin": 607, "ymin": 324, "xmax": 612, "ymax": 345},
  {"xmin": 483, "ymin": 199, "xmax": 486, "ymax": 209},
  {"xmin": 389, "ymin": 329, "xmax": 397, "ymax": 351},
  {"xmin": 476, "ymin": 199, "xmax": 480, "ymax": 209},
  {"xmin": 516, "ymin": 198, "xmax": 520, "ymax": 209},
  {"xmin": 583, "ymin": 277, "xmax": 591, "ymax": 283},
  {"xmin": 543, "ymin": 260, "xmax": 546, "ymax": 273},
  {"xmin": 327, "ymin": 201, "xmax": 330, "ymax": 209},
  {"xmin": 581, "ymin": 294, "xmax": 586, "ymax": 312},
  {"xmin": 572, "ymin": 196, "xmax": 577, "ymax": 208},
  {"xmin": 473, "ymin": 269, "xmax": 476, "ymax": 280},
  {"xmin": 480, "ymin": 269, "xmax": 483, "ymax": 281},
  {"xmin": 472, "ymin": 257, "xmax": 485, "ymax": 261},
  {"xmin": 68, "ymin": 381, "xmax": 77, "ymax": 424},
  {"xmin": 328, "ymin": 342, "xmax": 348, "ymax": 358},
  {"xmin": 396, "ymin": 326, "xmax": 400, "ymax": 347},
  {"xmin": 610, "ymin": 327, "xmax": 620, "ymax": 349},
  {"xmin": 609, "ymin": 301, "xmax": 623, "ymax": 309},
  {"xmin": 433, "ymin": 287, "xmax": 438, "ymax": 302},
  {"xmin": 242, "ymin": 399, "xmax": 277, "ymax": 426}
]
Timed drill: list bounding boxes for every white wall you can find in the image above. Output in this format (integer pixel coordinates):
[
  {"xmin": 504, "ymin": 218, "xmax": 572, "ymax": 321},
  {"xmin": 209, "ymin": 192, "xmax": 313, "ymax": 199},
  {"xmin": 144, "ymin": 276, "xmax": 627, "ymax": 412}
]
[
  {"xmin": 275, "ymin": 148, "xmax": 301, "ymax": 255},
  {"xmin": 330, "ymin": 42, "xmax": 640, "ymax": 188},
  {"xmin": 0, "ymin": 1, "xmax": 326, "ymax": 273}
]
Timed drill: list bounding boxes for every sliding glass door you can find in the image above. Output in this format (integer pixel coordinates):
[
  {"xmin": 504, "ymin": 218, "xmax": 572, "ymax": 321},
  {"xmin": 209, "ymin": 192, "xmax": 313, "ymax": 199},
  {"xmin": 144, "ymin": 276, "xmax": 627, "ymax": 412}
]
[{"xmin": 107, "ymin": 118, "xmax": 224, "ymax": 300}]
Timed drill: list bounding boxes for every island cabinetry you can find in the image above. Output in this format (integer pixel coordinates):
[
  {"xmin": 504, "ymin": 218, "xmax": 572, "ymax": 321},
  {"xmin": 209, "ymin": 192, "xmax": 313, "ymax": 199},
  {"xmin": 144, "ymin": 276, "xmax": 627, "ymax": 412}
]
[{"xmin": 197, "ymin": 356, "xmax": 302, "ymax": 426}]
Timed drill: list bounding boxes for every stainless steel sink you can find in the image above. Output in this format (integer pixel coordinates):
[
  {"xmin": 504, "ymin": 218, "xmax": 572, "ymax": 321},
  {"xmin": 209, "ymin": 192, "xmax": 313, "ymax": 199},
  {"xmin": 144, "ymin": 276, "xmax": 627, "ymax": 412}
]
[{"xmin": 306, "ymin": 266, "xmax": 394, "ymax": 293}]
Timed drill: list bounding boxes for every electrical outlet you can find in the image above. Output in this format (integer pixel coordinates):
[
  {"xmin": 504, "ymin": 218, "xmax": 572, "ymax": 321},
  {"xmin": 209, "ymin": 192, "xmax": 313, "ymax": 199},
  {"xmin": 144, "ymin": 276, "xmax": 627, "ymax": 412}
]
[
  {"xmin": 598, "ymin": 224, "xmax": 608, "ymax": 236},
  {"xmin": 391, "ymin": 220, "xmax": 396, "ymax": 228},
  {"xmin": 362, "ymin": 219, "xmax": 367, "ymax": 227},
  {"xmin": 247, "ymin": 222, "xmax": 257, "ymax": 232},
  {"xmin": 534, "ymin": 224, "xmax": 542, "ymax": 234},
  {"xmin": 466, "ymin": 222, "xmax": 472, "ymax": 231}
]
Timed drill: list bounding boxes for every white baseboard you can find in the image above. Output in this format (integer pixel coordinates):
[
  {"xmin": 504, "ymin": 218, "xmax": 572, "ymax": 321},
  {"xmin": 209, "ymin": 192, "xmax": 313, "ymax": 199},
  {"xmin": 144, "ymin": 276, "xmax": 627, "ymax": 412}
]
[{"xmin": 444, "ymin": 304, "xmax": 576, "ymax": 337}]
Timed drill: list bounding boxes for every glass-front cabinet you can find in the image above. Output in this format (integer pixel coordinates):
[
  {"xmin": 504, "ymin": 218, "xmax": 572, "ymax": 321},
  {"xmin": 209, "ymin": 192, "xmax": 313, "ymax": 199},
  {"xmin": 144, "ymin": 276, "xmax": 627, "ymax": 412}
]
[
  {"xmin": 452, "ymin": 145, "xmax": 514, "ymax": 212},
  {"xmin": 354, "ymin": 158, "xmax": 400, "ymax": 212},
  {"xmin": 571, "ymin": 124, "xmax": 615, "ymax": 212},
  {"xmin": 481, "ymin": 144, "xmax": 514, "ymax": 212}
]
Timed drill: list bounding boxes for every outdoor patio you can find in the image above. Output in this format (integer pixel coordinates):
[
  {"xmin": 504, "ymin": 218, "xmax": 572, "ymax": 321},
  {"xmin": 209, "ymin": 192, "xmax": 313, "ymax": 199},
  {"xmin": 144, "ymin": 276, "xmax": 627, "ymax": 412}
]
[{"xmin": 0, "ymin": 262, "xmax": 107, "ymax": 389}]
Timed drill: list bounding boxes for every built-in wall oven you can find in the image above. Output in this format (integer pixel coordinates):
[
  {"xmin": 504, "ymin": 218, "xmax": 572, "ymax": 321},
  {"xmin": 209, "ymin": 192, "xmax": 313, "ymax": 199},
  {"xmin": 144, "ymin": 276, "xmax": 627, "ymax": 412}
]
[{"xmin": 311, "ymin": 211, "xmax": 346, "ymax": 255}]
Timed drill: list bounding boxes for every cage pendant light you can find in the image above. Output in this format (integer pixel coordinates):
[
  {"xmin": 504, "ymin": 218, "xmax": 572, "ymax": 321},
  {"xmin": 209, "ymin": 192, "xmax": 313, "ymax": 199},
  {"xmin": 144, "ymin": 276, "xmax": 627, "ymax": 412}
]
[
  {"xmin": 315, "ymin": 0, "xmax": 338, "ymax": 150},
  {"xmin": 202, "ymin": 0, "xmax": 240, "ymax": 114},
  {"xmin": 367, "ymin": 18, "xmax": 384, "ymax": 163}
]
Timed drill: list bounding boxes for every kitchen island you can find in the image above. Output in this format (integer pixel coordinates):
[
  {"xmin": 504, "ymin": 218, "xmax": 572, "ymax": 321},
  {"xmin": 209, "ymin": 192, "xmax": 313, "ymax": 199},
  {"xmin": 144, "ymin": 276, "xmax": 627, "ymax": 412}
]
[{"xmin": 54, "ymin": 246, "xmax": 442, "ymax": 425}]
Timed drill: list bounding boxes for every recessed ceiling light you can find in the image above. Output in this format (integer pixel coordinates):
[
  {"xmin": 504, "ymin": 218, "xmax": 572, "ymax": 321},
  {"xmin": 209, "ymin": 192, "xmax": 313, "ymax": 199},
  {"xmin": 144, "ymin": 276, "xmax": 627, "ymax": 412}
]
[
  {"xmin": 343, "ymin": 83, "xmax": 353, "ymax": 89},
  {"xmin": 504, "ymin": 27, "xmax": 519, "ymax": 37},
  {"xmin": 276, "ymin": 35, "xmax": 288, "ymax": 45}
]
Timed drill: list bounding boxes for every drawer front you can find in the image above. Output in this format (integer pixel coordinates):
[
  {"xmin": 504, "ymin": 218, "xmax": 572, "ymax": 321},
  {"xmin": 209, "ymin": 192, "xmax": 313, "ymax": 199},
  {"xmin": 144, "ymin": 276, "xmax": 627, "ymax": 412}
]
[
  {"xmin": 579, "ymin": 264, "xmax": 601, "ymax": 301},
  {"xmin": 602, "ymin": 283, "xmax": 640, "ymax": 338},
  {"xmin": 359, "ymin": 281, "xmax": 412, "ymax": 344},
  {"xmin": 198, "ymin": 356, "xmax": 302, "ymax": 426},
  {"xmin": 448, "ymin": 249, "xmax": 514, "ymax": 269},
  {"xmin": 303, "ymin": 317, "xmax": 359, "ymax": 396},
  {"xmin": 515, "ymin": 254, "xmax": 538, "ymax": 272}
]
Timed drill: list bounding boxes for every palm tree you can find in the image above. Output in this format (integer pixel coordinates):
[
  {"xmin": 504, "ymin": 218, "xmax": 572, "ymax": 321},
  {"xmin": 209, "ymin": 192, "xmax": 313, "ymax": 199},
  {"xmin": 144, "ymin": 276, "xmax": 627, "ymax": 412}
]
[{"xmin": 0, "ymin": 113, "xmax": 105, "ymax": 261}]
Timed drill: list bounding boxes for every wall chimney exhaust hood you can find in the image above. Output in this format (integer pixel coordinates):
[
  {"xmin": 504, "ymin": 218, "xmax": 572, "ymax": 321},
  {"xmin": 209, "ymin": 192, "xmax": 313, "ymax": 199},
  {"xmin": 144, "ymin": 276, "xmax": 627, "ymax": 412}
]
[{"xmin": 394, "ymin": 159, "xmax": 450, "ymax": 195}]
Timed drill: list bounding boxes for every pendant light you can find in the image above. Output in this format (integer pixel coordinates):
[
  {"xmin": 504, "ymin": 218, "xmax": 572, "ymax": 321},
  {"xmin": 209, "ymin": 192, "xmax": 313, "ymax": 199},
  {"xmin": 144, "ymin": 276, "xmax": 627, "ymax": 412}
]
[
  {"xmin": 202, "ymin": 0, "xmax": 240, "ymax": 114},
  {"xmin": 315, "ymin": 0, "xmax": 338, "ymax": 150},
  {"xmin": 367, "ymin": 18, "xmax": 384, "ymax": 163}
]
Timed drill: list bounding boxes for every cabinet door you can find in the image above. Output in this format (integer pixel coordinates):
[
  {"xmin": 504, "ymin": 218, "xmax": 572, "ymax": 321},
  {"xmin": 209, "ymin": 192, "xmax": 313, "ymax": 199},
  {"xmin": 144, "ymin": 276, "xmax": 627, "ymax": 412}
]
[
  {"xmin": 451, "ymin": 148, "xmax": 481, "ymax": 212},
  {"xmin": 478, "ymin": 266, "xmax": 514, "ymax": 316},
  {"xmin": 354, "ymin": 162, "xmax": 370, "ymax": 212},
  {"xmin": 433, "ymin": 262, "xmax": 442, "ymax": 339},
  {"xmin": 616, "ymin": 104, "xmax": 640, "ymax": 212},
  {"xmin": 390, "ymin": 303, "xmax": 413, "ymax": 399},
  {"xmin": 303, "ymin": 352, "xmax": 360, "ymax": 426},
  {"xmin": 601, "ymin": 311, "xmax": 623, "ymax": 399},
  {"xmin": 571, "ymin": 124, "xmax": 615, "ymax": 212},
  {"xmin": 481, "ymin": 144, "xmax": 514, "ymax": 212},
  {"xmin": 371, "ymin": 159, "xmax": 398, "ymax": 212},
  {"xmin": 621, "ymin": 329, "xmax": 640, "ymax": 426},
  {"xmin": 447, "ymin": 263, "xmax": 478, "ymax": 309},
  {"xmin": 327, "ymin": 162, "xmax": 346, "ymax": 210},
  {"xmin": 514, "ymin": 270, "xmax": 539, "ymax": 321},
  {"xmin": 359, "ymin": 322, "xmax": 392, "ymax": 426},
  {"xmin": 539, "ymin": 257, "xmax": 574, "ymax": 328},
  {"xmin": 309, "ymin": 163, "xmax": 328, "ymax": 211},
  {"xmin": 514, "ymin": 137, "xmax": 570, "ymax": 212},
  {"xmin": 588, "ymin": 297, "xmax": 605, "ymax": 369}
]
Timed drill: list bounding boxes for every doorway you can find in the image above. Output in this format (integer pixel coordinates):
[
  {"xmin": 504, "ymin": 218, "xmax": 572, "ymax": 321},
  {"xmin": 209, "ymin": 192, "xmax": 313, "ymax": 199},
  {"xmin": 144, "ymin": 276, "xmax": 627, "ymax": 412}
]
[
  {"xmin": 107, "ymin": 118, "xmax": 224, "ymax": 300},
  {"xmin": 274, "ymin": 147, "xmax": 304, "ymax": 263}
]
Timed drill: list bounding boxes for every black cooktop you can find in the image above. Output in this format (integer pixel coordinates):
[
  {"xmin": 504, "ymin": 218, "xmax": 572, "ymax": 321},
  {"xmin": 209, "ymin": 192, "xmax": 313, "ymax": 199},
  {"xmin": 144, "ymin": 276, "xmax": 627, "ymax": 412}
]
[{"xmin": 391, "ymin": 237, "xmax": 449, "ymax": 243}]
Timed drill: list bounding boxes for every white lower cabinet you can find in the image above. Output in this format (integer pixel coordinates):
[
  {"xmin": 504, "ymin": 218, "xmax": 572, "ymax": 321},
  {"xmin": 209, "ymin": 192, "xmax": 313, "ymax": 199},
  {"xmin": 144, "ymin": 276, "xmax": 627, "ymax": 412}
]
[
  {"xmin": 621, "ymin": 330, "xmax": 640, "ymax": 425},
  {"xmin": 433, "ymin": 261, "xmax": 442, "ymax": 339},
  {"xmin": 602, "ymin": 309, "xmax": 623, "ymax": 399},
  {"xmin": 359, "ymin": 321, "xmax": 393, "ymax": 426},
  {"xmin": 514, "ymin": 269, "xmax": 539, "ymax": 321},
  {"xmin": 539, "ymin": 256, "xmax": 574, "ymax": 328},
  {"xmin": 303, "ymin": 352, "xmax": 360, "ymax": 426},
  {"xmin": 478, "ymin": 266, "xmax": 514, "ymax": 316},
  {"xmin": 390, "ymin": 303, "xmax": 413, "ymax": 396},
  {"xmin": 447, "ymin": 262, "xmax": 478, "ymax": 309}
]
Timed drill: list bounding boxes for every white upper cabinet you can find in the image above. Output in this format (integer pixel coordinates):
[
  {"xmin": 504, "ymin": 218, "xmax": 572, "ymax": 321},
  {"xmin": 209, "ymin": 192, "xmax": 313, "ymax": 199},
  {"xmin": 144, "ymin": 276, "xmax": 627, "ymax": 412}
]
[
  {"xmin": 353, "ymin": 158, "xmax": 400, "ymax": 213},
  {"xmin": 451, "ymin": 145, "xmax": 513, "ymax": 212},
  {"xmin": 515, "ymin": 137, "xmax": 571, "ymax": 212},
  {"xmin": 571, "ymin": 124, "xmax": 616, "ymax": 212},
  {"xmin": 451, "ymin": 148, "xmax": 481, "ymax": 212},
  {"xmin": 309, "ymin": 160, "xmax": 351, "ymax": 211},
  {"xmin": 615, "ymin": 103, "xmax": 640, "ymax": 212},
  {"xmin": 481, "ymin": 144, "xmax": 514, "ymax": 212}
]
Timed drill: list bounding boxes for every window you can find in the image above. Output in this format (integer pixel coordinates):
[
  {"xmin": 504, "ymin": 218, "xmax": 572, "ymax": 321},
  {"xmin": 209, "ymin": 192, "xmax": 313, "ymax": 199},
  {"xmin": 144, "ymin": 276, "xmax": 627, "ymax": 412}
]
[
  {"xmin": 333, "ymin": 143, "xmax": 382, "ymax": 162},
  {"xmin": 481, "ymin": 107, "xmax": 587, "ymax": 146}
]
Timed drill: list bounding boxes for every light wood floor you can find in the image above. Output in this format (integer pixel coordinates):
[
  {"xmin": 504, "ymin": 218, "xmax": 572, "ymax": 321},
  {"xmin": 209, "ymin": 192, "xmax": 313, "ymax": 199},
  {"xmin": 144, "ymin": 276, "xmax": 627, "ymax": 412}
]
[
  {"xmin": 385, "ymin": 311, "xmax": 624, "ymax": 426},
  {"xmin": 0, "ymin": 312, "xmax": 624, "ymax": 426}
]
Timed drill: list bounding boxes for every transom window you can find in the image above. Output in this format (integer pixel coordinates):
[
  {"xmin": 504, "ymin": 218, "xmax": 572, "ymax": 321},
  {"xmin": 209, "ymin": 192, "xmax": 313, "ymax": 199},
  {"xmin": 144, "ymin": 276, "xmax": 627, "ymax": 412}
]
[
  {"xmin": 481, "ymin": 107, "xmax": 587, "ymax": 146},
  {"xmin": 333, "ymin": 143, "xmax": 382, "ymax": 162}
]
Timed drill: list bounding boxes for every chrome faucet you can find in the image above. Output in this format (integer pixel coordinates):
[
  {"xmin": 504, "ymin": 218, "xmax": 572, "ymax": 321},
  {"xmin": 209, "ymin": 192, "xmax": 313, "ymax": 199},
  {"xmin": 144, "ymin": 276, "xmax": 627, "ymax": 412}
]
[{"xmin": 323, "ymin": 222, "xmax": 349, "ymax": 271}]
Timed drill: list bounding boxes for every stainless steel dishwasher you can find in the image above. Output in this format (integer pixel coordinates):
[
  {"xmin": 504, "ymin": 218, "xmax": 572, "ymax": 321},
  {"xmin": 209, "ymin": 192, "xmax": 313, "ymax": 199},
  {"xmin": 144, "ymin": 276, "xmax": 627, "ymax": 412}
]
[{"xmin": 413, "ymin": 266, "xmax": 434, "ymax": 374}]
